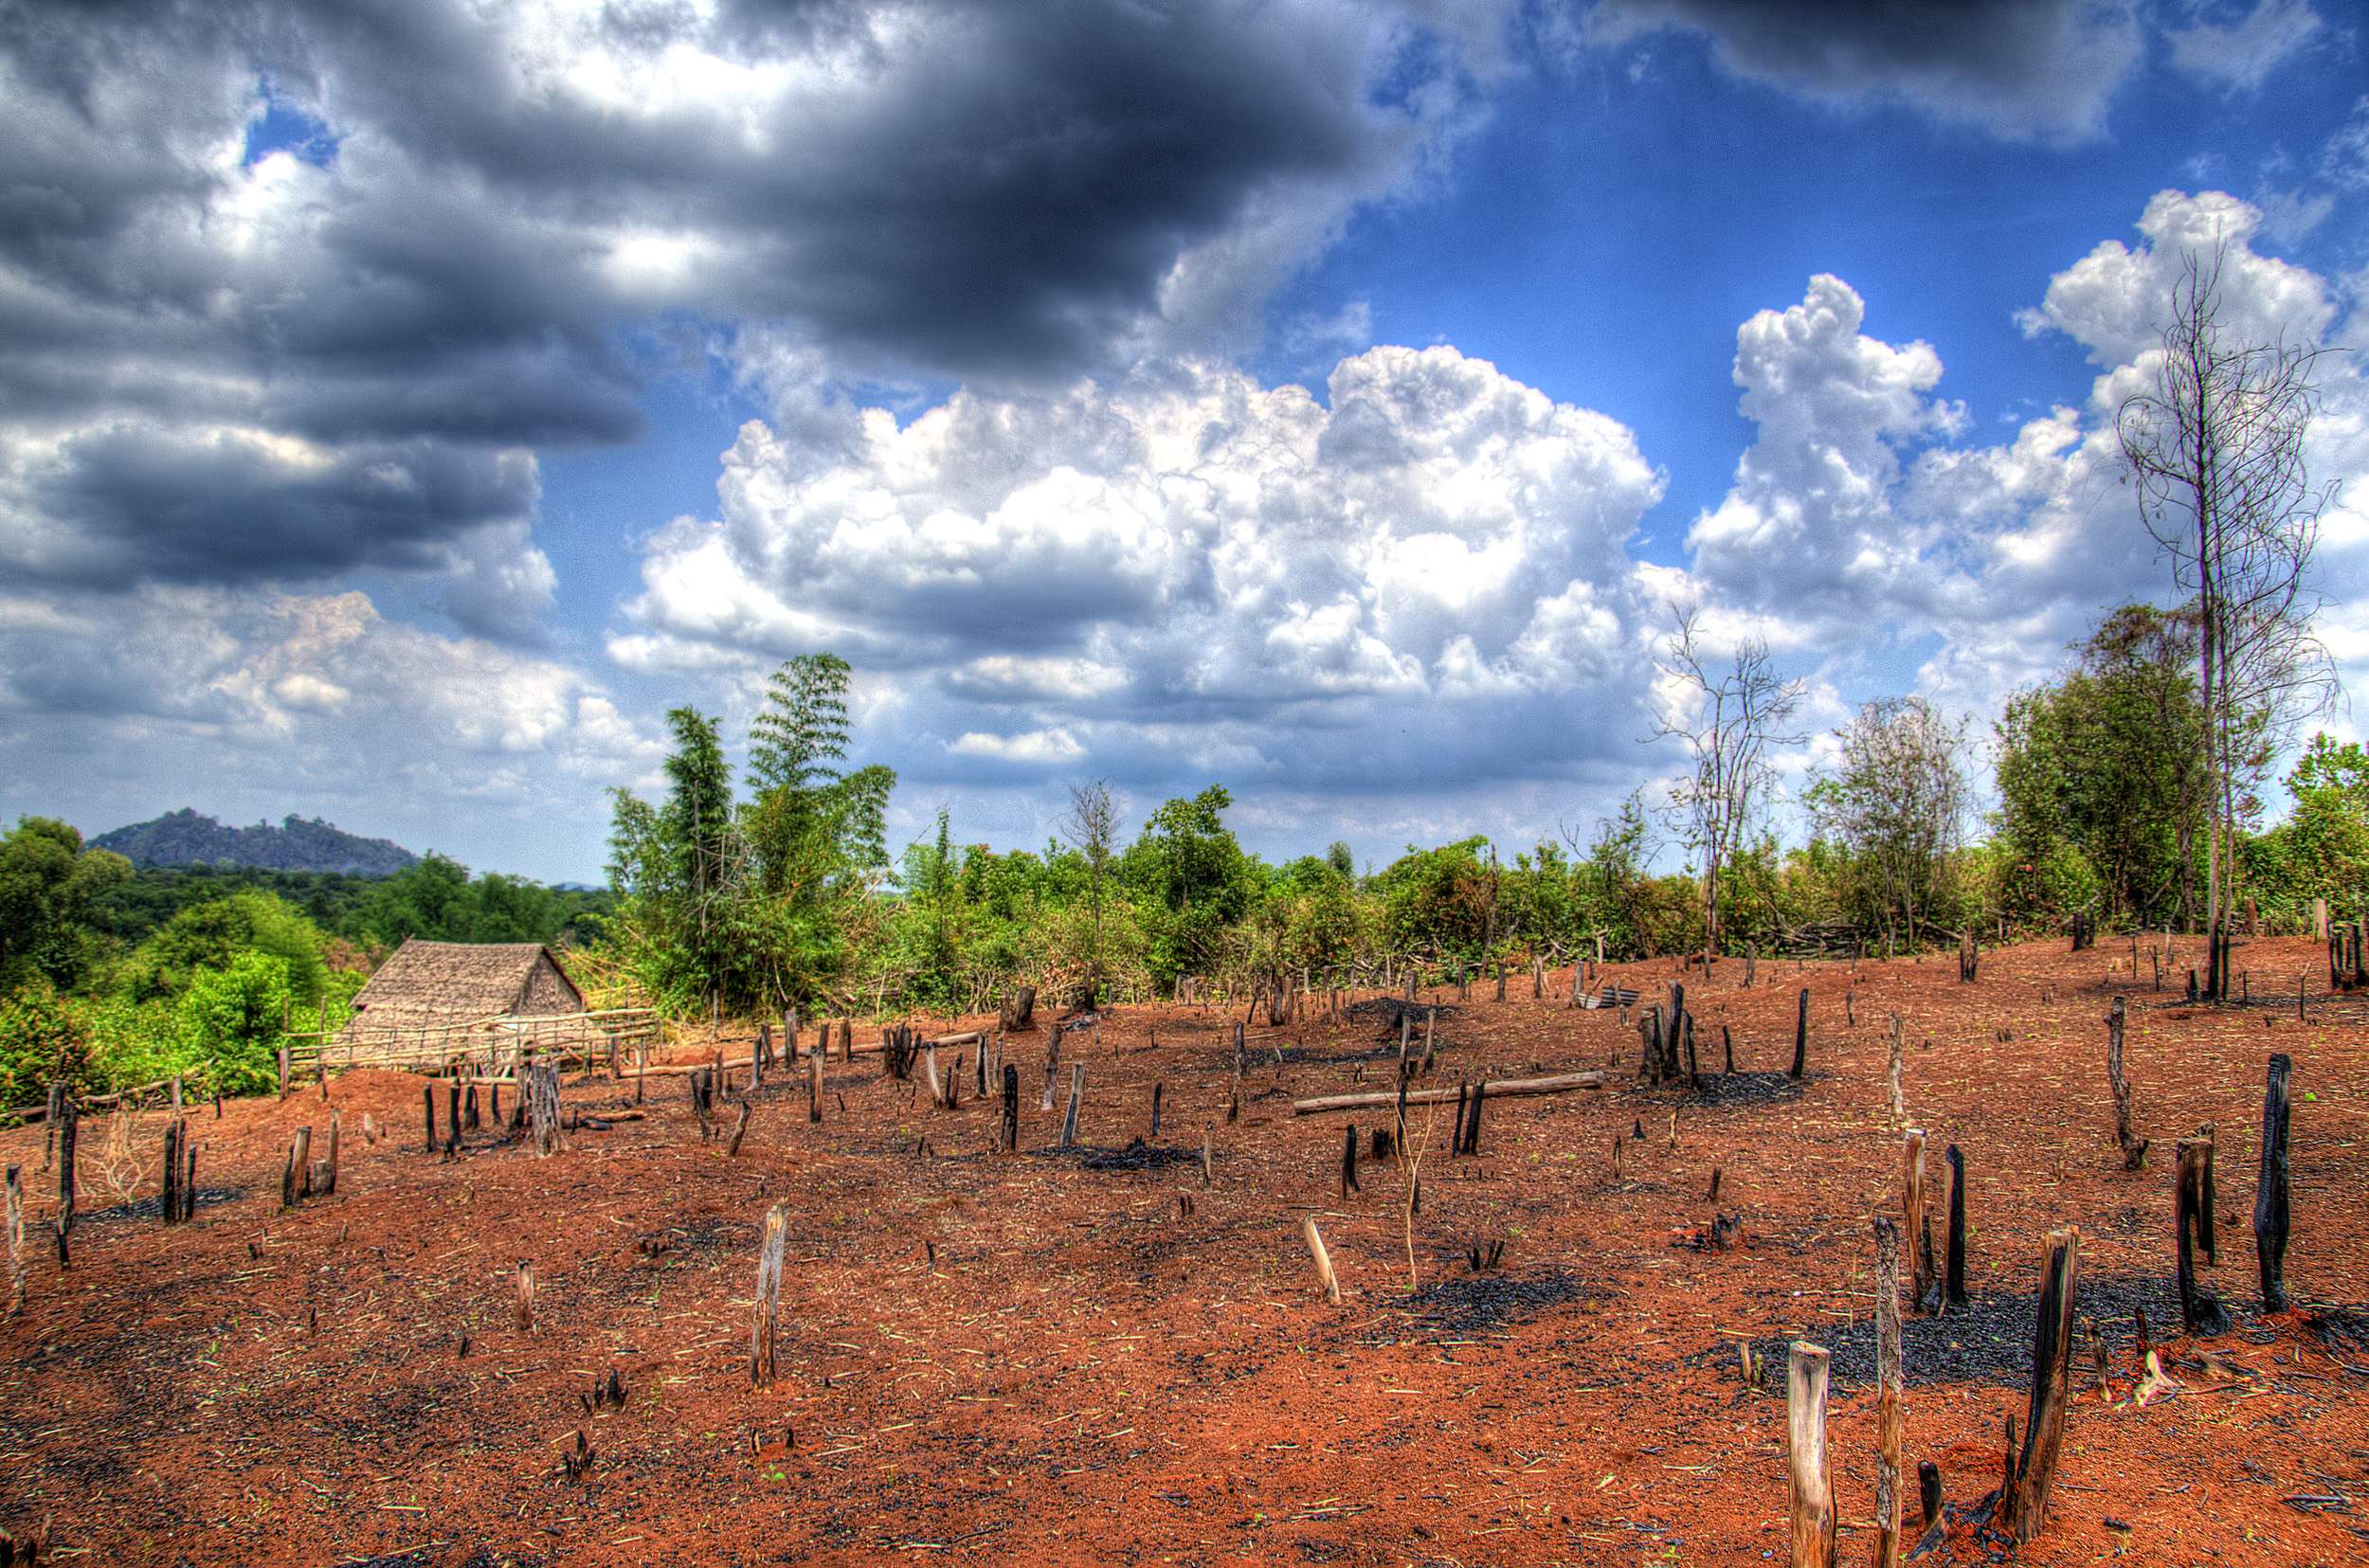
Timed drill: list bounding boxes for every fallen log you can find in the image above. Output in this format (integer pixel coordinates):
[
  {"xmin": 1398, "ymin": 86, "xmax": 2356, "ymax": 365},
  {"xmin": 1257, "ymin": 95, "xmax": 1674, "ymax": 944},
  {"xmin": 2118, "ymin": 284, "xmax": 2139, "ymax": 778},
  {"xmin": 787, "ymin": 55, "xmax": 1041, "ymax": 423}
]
[{"xmin": 1292, "ymin": 1071, "xmax": 1605, "ymax": 1115}]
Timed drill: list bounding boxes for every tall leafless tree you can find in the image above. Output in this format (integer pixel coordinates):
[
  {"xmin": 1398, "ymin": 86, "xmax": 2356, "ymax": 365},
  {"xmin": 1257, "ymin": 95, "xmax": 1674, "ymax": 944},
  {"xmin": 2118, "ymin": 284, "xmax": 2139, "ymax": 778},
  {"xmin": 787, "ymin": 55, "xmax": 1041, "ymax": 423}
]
[
  {"xmin": 2120, "ymin": 245, "xmax": 2337, "ymax": 989},
  {"xmin": 1653, "ymin": 608, "xmax": 1806, "ymax": 964},
  {"xmin": 1060, "ymin": 778, "xmax": 1119, "ymax": 1004}
]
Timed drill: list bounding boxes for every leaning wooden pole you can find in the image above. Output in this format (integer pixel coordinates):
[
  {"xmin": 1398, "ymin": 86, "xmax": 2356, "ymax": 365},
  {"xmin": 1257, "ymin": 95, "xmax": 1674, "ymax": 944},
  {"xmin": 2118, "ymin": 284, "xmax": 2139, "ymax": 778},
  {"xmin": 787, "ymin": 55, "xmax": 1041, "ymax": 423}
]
[
  {"xmin": 2004, "ymin": 1228, "xmax": 2079, "ymax": 1544},
  {"xmin": 1786, "ymin": 1341, "xmax": 1836, "ymax": 1568},
  {"xmin": 2254, "ymin": 1053, "xmax": 2291, "ymax": 1313},
  {"xmin": 1872, "ymin": 1217, "xmax": 1904, "ymax": 1568}
]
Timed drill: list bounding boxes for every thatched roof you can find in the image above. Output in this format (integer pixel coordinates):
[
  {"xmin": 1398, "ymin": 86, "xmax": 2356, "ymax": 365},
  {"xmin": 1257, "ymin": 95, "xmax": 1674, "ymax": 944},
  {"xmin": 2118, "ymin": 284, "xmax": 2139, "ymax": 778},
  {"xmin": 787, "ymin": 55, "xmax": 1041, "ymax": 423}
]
[{"xmin": 346, "ymin": 938, "xmax": 584, "ymax": 1031}]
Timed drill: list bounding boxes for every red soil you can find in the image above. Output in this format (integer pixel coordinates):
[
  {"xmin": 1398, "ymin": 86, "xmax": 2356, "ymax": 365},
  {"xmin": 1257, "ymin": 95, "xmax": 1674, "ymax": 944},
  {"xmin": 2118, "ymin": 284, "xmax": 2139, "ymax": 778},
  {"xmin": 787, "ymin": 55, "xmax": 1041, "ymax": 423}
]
[{"xmin": 0, "ymin": 935, "xmax": 2362, "ymax": 1567}]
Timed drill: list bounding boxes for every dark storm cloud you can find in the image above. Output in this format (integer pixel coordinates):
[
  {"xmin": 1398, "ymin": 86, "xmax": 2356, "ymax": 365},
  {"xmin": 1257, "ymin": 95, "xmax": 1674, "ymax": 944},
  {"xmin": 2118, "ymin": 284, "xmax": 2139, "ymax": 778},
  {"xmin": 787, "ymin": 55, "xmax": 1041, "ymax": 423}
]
[
  {"xmin": 0, "ymin": 0, "xmax": 1479, "ymax": 631},
  {"xmin": 1587, "ymin": 0, "xmax": 2146, "ymax": 140}
]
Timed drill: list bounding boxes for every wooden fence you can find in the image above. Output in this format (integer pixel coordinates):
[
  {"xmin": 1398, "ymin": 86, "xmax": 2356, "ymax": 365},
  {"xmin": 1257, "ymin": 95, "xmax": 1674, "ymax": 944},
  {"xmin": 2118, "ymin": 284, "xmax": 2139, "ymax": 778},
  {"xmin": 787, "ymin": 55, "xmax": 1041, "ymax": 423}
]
[{"xmin": 284, "ymin": 1007, "xmax": 662, "ymax": 1082}]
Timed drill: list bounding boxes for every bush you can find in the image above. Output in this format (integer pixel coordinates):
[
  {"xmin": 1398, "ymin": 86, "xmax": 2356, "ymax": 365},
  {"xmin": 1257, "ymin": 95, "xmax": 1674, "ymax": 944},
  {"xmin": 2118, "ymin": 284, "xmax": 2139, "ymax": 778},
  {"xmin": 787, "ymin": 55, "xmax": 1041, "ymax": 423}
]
[
  {"xmin": 179, "ymin": 952, "xmax": 291, "ymax": 1096},
  {"xmin": 0, "ymin": 981, "xmax": 95, "ymax": 1103}
]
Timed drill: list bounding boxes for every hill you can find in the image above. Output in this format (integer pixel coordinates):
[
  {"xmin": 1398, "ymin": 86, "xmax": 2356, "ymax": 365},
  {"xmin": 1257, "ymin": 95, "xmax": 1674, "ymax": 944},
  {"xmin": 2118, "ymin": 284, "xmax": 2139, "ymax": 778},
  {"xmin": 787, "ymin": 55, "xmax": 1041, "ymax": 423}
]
[{"xmin": 91, "ymin": 809, "xmax": 421, "ymax": 875}]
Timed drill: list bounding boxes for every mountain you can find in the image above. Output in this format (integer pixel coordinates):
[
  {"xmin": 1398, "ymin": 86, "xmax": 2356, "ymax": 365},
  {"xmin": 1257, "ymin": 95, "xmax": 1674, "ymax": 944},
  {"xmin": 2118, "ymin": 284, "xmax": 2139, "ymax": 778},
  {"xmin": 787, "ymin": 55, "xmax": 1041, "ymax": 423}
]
[{"xmin": 91, "ymin": 810, "xmax": 421, "ymax": 875}]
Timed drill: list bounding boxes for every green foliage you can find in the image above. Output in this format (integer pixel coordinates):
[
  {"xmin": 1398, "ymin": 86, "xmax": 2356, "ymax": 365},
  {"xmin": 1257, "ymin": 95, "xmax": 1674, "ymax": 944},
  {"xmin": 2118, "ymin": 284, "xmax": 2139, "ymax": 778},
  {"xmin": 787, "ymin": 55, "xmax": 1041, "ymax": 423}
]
[
  {"xmin": 345, "ymin": 853, "xmax": 604, "ymax": 946},
  {"xmin": 1992, "ymin": 605, "xmax": 2207, "ymax": 927},
  {"xmin": 123, "ymin": 891, "xmax": 328, "ymax": 1008},
  {"xmin": 1119, "ymin": 785, "xmax": 1254, "ymax": 982},
  {"xmin": 0, "ymin": 981, "xmax": 95, "ymax": 1102},
  {"xmin": 606, "ymin": 657, "xmax": 899, "ymax": 1016},
  {"xmin": 2243, "ymin": 732, "xmax": 2369, "ymax": 921},
  {"xmin": 0, "ymin": 818, "xmax": 133, "ymax": 992},
  {"xmin": 178, "ymin": 951, "xmax": 292, "ymax": 1096}
]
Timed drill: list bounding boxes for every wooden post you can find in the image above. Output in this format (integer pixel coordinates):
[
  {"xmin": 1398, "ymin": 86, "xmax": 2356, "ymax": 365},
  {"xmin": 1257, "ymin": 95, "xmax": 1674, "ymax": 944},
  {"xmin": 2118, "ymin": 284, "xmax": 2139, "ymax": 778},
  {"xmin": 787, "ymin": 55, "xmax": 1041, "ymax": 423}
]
[
  {"xmin": 808, "ymin": 1042, "xmax": 823, "ymax": 1125},
  {"xmin": 1873, "ymin": 1217, "xmax": 1904, "ymax": 1568},
  {"xmin": 1150, "ymin": 1081, "xmax": 1164, "ymax": 1138},
  {"xmin": 1301, "ymin": 1216, "xmax": 1341, "ymax": 1306},
  {"xmin": 1790, "ymin": 987, "xmax": 1809, "ymax": 1080},
  {"xmin": 1202, "ymin": 1123, "xmax": 1214, "ymax": 1186},
  {"xmin": 160, "ymin": 1118, "xmax": 180, "ymax": 1228},
  {"xmin": 2175, "ymin": 1141, "xmax": 2227, "ymax": 1334},
  {"xmin": 1786, "ymin": 1342, "xmax": 1836, "ymax": 1568},
  {"xmin": 727, "ymin": 1098, "xmax": 753, "ymax": 1157},
  {"xmin": 751, "ymin": 1202, "xmax": 787, "ymax": 1387},
  {"xmin": 1338, "ymin": 1124, "xmax": 1360, "ymax": 1199},
  {"xmin": 53, "ymin": 1096, "xmax": 74, "ymax": 1270},
  {"xmin": 1000, "ymin": 1064, "xmax": 1020, "ymax": 1154},
  {"xmin": 1058, "ymin": 1062, "xmax": 1085, "ymax": 1150},
  {"xmin": 1887, "ymin": 1015, "xmax": 1904, "ymax": 1122},
  {"xmin": 2254, "ymin": 1053, "xmax": 2291, "ymax": 1312},
  {"xmin": 324, "ymin": 1110, "xmax": 339, "ymax": 1198},
  {"xmin": 2004, "ymin": 1229, "xmax": 2079, "ymax": 1543},
  {"xmin": 1902, "ymin": 1129, "xmax": 1933, "ymax": 1312},
  {"xmin": 447, "ymin": 1081, "xmax": 461, "ymax": 1147},
  {"xmin": 2107, "ymin": 997, "xmax": 2144, "ymax": 1170},
  {"xmin": 515, "ymin": 1261, "xmax": 535, "ymax": 1334},
  {"xmin": 424, "ymin": 1082, "xmax": 438, "ymax": 1155},
  {"xmin": 293, "ymin": 1126, "xmax": 313, "ymax": 1199},
  {"xmin": 5, "ymin": 1164, "xmax": 21, "ymax": 1317},
  {"xmin": 1944, "ymin": 1144, "xmax": 1968, "ymax": 1307}
]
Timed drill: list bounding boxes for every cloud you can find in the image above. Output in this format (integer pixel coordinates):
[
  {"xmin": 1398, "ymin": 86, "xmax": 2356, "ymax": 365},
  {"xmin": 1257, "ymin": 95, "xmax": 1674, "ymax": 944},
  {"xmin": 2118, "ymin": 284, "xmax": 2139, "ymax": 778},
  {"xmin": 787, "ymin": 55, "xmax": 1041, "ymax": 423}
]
[
  {"xmin": 2166, "ymin": 0, "xmax": 2324, "ymax": 94},
  {"xmin": 1680, "ymin": 190, "xmax": 2368, "ymax": 732},
  {"xmin": 0, "ymin": 583, "xmax": 662, "ymax": 877},
  {"xmin": 619, "ymin": 344, "xmax": 1670, "ymax": 794},
  {"xmin": 1582, "ymin": 0, "xmax": 2145, "ymax": 142},
  {"xmin": 0, "ymin": 0, "xmax": 1498, "ymax": 640}
]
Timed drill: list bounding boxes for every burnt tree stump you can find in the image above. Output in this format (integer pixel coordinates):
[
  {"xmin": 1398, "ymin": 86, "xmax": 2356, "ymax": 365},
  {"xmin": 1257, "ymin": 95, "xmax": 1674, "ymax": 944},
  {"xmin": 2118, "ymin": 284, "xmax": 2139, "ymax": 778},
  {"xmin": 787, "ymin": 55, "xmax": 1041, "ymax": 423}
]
[{"xmin": 2254, "ymin": 1053, "xmax": 2292, "ymax": 1313}]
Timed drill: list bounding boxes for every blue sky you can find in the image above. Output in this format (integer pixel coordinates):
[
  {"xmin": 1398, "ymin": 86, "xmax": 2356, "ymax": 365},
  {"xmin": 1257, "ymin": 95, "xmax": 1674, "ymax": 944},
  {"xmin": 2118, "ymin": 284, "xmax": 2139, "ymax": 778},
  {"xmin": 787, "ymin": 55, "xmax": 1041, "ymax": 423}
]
[{"xmin": 4, "ymin": 0, "xmax": 2366, "ymax": 882}]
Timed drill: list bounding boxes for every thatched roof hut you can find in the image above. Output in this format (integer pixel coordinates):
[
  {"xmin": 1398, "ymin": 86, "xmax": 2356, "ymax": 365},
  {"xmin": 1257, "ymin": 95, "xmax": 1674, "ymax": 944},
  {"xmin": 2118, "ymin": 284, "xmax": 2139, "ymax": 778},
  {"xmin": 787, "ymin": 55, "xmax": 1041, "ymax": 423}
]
[{"xmin": 346, "ymin": 939, "xmax": 585, "ymax": 1032}]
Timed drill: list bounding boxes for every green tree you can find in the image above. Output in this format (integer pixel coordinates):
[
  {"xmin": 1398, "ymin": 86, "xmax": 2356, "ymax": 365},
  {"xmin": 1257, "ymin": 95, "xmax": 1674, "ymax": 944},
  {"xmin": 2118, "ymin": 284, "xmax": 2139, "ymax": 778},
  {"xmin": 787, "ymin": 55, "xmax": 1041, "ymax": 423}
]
[
  {"xmin": 0, "ymin": 982, "xmax": 96, "ymax": 1101},
  {"xmin": 123, "ymin": 891, "xmax": 328, "ymax": 1007},
  {"xmin": 1120, "ymin": 785, "xmax": 1250, "ymax": 983},
  {"xmin": 1806, "ymin": 696, "xmax": 1970, "ymax": 945},
  {"xmin": 0, "ymin": 818, "xmax": 133, "ymax": 992},
  {"xmin": 1994, "ymin": 606, "xmax": 2208, "ymax": 928},
  {"xmin": 179, "ymin": 951, "xmax": 292, "ymax": 1096},
  {"xmin": 747, "ymin": 654, "xmax": 895, "ymax": 901}
]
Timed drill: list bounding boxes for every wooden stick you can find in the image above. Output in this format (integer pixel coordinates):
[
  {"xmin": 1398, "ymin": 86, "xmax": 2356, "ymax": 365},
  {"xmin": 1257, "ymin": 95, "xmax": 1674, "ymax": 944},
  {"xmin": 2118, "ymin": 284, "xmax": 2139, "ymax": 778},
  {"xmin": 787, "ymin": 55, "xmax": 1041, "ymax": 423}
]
[
  {"xmin": 5, "ymin": 1164, "xmax": 22, "ymax": 1316},
  {"xmin": 293, "ymin": 1126, "xmax": 313, "ymax": 1200},
  {"xmin": 1786, "ymin": 1342, "xmax": 1836, "ymax": 1567},
  {"xmin": 1293, "ymin": 1071, "xmax": 1605, "ymax": 1116},
  {"xmin": 1149, "ymin": 1081, "xmax": 1164, "ymax": 1138},
  {"xmin": 2107, "ymin": 997, "xmax": 2144, "ymax": 1169},
  {"xmin": 1790, "ymin": 987, "xmax": 1809, "ymax": 1080},
  {"xmin": 1873, "ymin": 1217, "xmax": 1904, "ymax": 1568},
  {"xmin": 2255, "ymin": 1052, "xmax": 2291, "ymax": 1312},
  {"xmin": 1202, "ymin": 1123, "xmax": 1213, "ymax": 1187},
  {"xmin": 2005, "ymin": 1228, "xmax": 2078, "ymax": 1543},
  {"xmin": 1301, "ymin": 1216, "xmax": 1341, "ymax": 1306},
  {"xmin": 1058, "ymin": 1061, "xmax": 1085, "ymax": 1150},
  {"xmin": 515, "ymin": 1261, "xmax": 535, "ymax": 1334},
  {"xmin": 727, "ymin": 1098, "xmax": 753, "ymax": 1158},
  {"xmin": 751, "ymin": 1201, "xmax": 787, "ymax": 1388},
  {"xmin": 2175, "ymin": 1141, "xmax": 2226, "ymax": 1333},
  {"xmin": 1944, "ymin": 1144, "xmax": 1967, "ymax": 1307},
  {"xmin": 1901, "ymin": 1129, "xmax": 1934, "ymax": 1312},
  {"xmin": 1887, "ymin": 1015, "xmax": 1905, "ymax": 1121},
  {"xmin": 807, "ymin": 1043, "xmax": 823, "ymax": 1125},
  {"xmin": 1338, "ymin": 1124, "xmax": 1360, "ymax": 1199},
  {"xmin": 1000, "ymin": 1063, "xmax": 1020, "ymax": 1154}
]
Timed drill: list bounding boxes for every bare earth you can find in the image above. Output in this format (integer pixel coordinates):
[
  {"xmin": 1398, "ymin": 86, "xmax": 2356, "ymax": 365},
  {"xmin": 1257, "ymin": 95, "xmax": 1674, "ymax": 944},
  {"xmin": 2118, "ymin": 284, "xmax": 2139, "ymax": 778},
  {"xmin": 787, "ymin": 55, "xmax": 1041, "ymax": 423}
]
[{"xmin": 2, "ymin": 935, "xmax": 2363, "ymax": 1567}]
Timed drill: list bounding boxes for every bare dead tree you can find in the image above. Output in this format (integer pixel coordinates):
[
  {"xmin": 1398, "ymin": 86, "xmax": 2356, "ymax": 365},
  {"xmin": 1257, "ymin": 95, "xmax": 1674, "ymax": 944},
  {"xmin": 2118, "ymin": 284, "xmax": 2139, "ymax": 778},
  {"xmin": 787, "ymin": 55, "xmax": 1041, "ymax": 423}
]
[
  {"xmin": 1059, "ymin": 778, "xmax": 1120, "ymax": 1007},
  {"xmin": 1653, "ymin": 607, "xmax": 1806, "ymax": 964},
  {"xmin": 2120, "ymin": 243, "xmax": 2337, "ymax": 991}
]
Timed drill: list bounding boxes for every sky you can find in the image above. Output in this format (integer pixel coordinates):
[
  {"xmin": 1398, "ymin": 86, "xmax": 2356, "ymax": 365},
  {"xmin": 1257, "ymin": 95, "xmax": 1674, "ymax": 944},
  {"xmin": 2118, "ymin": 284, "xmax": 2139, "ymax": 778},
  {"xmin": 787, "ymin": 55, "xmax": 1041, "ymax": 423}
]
[{"xmin": 4, "ymin": 0, "xmax": 2368, "ymax": 884}]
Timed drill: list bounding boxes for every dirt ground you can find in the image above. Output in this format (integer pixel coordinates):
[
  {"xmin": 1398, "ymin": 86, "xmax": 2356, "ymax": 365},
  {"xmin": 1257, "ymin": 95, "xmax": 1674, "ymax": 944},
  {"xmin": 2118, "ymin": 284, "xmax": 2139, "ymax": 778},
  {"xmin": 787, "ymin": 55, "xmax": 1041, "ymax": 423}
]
[{"xmin": 1, "ymin": 934, "xmax": 2364, "ymax": 1568}]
